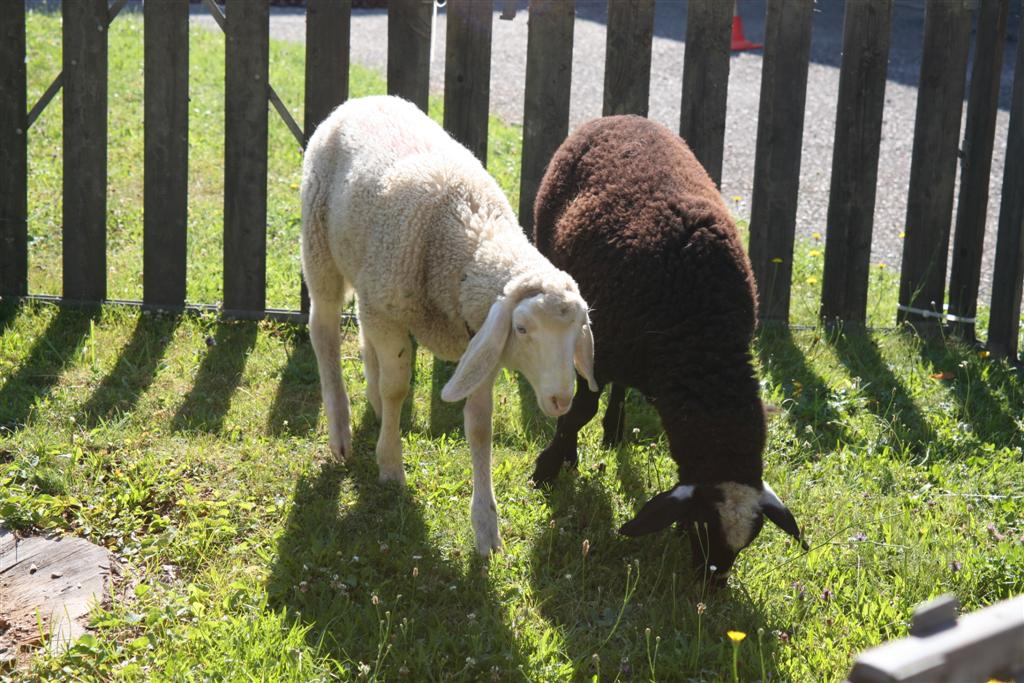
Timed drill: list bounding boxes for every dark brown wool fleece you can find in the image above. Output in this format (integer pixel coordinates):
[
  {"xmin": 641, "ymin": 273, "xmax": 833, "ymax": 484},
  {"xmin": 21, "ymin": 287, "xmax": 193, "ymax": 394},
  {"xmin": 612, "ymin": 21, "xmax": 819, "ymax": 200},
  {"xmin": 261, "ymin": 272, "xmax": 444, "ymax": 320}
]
[{"xmin": 534, "ymin": 115, "xmax": 765, "ymax": 486}]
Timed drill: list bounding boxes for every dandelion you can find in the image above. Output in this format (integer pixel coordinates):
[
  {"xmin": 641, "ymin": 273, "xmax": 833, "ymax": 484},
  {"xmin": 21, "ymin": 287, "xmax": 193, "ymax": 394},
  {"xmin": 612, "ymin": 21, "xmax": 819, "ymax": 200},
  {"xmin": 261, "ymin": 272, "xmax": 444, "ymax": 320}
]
[
  {"xmin": 696, "ymin": 602, "xmax": 706, "ymax": 615},
  {"xmin": 806, "ymin": 276, "xmax": 818, "ymax": 285},
  {"xmin": 412, "ymin": 566, "xmax": 419, "ymax": 578},
  {"xmin": 371, "ymin": 594, "xmax": 380, "ymax": 606},
  {"xmin": 582, "ymin": 539, "xmax": 591, "ymax": 557},
  {"xmin": 979, "ymin": 350, "xmax": 991, "ymax": 359},
  {"xmin": 808, "ymin": 249, "xmax": 821, "ymax": 257},
  {"xmin": 811, "ymin": 231, "xmax": 822, "ymax": 241},
  {"xmin": 899, "ymin": 231, "xmax": 906, "ymax": 239},
  {"xmin": 732, "ymin": 195, "xmax": 742, "ymax": 203},
  {"xmin": 728, "ymin": 630, "xmax": 746, "ymax": 682},
  {"xmin": 877, "ymin": 262, "xmax": 887, "ymax": 270}
]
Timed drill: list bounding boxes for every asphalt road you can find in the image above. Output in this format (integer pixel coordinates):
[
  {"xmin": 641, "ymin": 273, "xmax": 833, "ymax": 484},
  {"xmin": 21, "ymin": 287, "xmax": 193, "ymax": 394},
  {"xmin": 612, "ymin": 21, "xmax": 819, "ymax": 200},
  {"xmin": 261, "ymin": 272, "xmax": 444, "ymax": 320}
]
[{"xmin": 190, "ymin": 0, "xmax": 1023, "ymax": 302}]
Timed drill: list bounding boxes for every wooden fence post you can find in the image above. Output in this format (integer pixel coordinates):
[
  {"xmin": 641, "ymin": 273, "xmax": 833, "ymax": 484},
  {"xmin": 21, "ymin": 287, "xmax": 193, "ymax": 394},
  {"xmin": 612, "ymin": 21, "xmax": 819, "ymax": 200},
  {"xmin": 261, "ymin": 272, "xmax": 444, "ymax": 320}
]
[
  {"xmin": 519, "ymin": 0, "xmax": 574, "ymax": 238},
  {"xmin": 444, "ymin": 0, "xmax": 493, "ymax": 164},
  {"xmin": 63, "ymin": 0, "xmax": 109, "ymax": 303},
  {"xmin": 947, "ymin": 0, "xmax": 1010, "ymax": 341},
  {"xmin": 747, "ymin": 0, "xmax": 814, "ymax": 324},
  {"xmin": 388, "ymin": 0, "xmax": 432, "ymax": 112},
  {"xmin": 223, "ymin": 0, "xmax": 270, "ymax": 314},
  {"xmin": 986, "ymin": 8, "xmax": 1024, "ymax": 361},
  {"xmin": 302, "ymin": 0, "xmax": 351, "ymax": 316},
  {"xmin": 679, "ymin": 0, "xmax": 732, "ymax": 189},
  {"xmin": 0, "ymin": 4, "xmax": 27, "ymax": 298},
  {"xmin": 144, "ymin": 0, "xmax": 190, "ymax": 309},
  {"xmin": 819, "ymin": 0, "xmax": 893, "ymax": 325},
  {"xmin": 602, "ymin": 0, "xmax": 655, "ymax": 117},
  {"xmin": 896, "ymin": 0, "xmax": 973, "ymax": 331}
]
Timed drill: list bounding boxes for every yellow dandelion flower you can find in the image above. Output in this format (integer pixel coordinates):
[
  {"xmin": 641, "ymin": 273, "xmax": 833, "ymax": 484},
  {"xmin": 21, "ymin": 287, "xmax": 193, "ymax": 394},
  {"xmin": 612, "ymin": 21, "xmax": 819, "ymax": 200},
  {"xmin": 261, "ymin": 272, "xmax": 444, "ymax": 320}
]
[
  {"xmin": 899, "ymin": 231, "xmax": 906, "ymax": 239},
  {"xmin": 727, "ymin": 630, "xmax": 747, "ymax": 643},
  {"xmin": 979, "ymin": 350, "xmax": 991, "ymax": 359},
  {"xmin": 806, "ymin": 276, "xmax": 818, "ymax": 285},
  {"xmin": 732, "ymin": 195, "xmax": 742, "ymax": 203},
  {"xmin": 812, "ymin": 231, "xmax": 822, "ymax": 240},
  {"xmin": 809, "ymin": 249, "xmax": 821, "ymax": 257},
  {"xmin": 771, "ymin": 257, "xmax": 784, "ymax": 264},
  {"xmin": 877, "ymin": 263, "xmax": 887, "ymax": 269}
]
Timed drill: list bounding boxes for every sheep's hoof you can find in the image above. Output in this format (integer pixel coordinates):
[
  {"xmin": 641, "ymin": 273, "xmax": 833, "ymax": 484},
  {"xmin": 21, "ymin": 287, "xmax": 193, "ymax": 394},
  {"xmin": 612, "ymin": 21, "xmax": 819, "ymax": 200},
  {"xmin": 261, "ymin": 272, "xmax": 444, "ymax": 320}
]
[
  {"xmin": 474, "ymin": 530, "xmax": 503, "ymax": 557},
  {"xmin": 378, "ymin": 465, "xmax": 406, "ymax": 485},
  {"xmin": 530, "ymin": 445, "xmax": 574, "ymax": 486},
  {"xmin": 329, "ymin": 435, "xmax": 351, "ymax": 462}
]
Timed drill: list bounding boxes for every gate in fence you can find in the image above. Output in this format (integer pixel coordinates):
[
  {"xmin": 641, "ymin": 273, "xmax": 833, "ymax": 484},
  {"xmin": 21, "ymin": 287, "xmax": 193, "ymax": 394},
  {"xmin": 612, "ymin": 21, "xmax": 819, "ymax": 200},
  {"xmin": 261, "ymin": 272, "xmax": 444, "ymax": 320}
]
[{"xmin": 1, "ymin": 0, "xmax": 1023, "ymax": 361}]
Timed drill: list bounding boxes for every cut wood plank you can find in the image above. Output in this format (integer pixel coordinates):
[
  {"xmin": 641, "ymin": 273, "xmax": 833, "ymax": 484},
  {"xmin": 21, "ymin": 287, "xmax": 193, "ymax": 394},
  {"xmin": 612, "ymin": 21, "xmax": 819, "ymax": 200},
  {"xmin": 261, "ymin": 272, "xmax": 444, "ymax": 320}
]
[
  {"xmin": 519, "ymin": 0, "xmax": 574, "ymax": 237},
  {"xmin": 679, "ymin": 0, "xmax": 732, "ymax": 188},
  {"xmin": 947, "ymin": 0, "xmax": 1010, "ymax": 340},
  {"xmin": 819, "ymin": 0, "xmax": 893, "ymax": 324},
  {"xmin": 0, "ymin": 5, "xmax": 27, "ymax": 298},
  {"xmin": 747, "ymin": 0, "xmax": 814, "ymax": 323},
  {"xmin": 896, "ymin": 0, "xmax": 974, "ymax": 331},
  {"xmin": 602, "ymin": 0, "xmax": 655, "ymax": 117},
  {"xmin": 387, "ymin": 0, "xmax": 431, "ymax": 112},
  {"xmin": 444, "ymin": 0, "xmax": 494, "ymax": 164},
  {"xmin": 0, "ymin": 527, "xmax": 115, "ymax": 658}
]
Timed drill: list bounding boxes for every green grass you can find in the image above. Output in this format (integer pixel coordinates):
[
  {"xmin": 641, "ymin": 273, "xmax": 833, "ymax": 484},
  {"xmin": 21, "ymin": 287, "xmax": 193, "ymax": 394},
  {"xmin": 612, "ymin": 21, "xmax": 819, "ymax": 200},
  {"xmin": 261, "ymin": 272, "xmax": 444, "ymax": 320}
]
[{"xmin": 3, "ymin": 11, "xmax": 1022, "ymax": 683}]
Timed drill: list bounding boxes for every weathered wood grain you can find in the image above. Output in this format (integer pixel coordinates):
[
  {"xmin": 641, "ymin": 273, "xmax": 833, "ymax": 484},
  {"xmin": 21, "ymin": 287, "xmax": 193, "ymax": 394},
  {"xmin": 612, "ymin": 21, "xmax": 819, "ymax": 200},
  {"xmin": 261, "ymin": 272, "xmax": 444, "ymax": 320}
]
[
  {"xmin": 602, "ymin": 0, "xmax": 655, "ymax": 117},
  {"xmin": 387, "ymin": 0, "xmax": 432, "ymax": 112},
  {"xmin": 444, "ymin": 0, "xmax": 493, "ymax": 164},
  {"xmin": 0, "ymin": 5, "xmax": 27, "ymax": 297}
]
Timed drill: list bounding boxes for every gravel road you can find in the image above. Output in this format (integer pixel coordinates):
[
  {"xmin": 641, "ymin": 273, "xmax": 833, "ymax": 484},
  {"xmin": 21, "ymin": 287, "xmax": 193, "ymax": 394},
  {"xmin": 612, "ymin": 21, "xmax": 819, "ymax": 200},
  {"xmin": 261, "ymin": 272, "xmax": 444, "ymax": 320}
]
[{"xmin": 193, "ymin": 0, "xmax": 1022, "ymax": 302}]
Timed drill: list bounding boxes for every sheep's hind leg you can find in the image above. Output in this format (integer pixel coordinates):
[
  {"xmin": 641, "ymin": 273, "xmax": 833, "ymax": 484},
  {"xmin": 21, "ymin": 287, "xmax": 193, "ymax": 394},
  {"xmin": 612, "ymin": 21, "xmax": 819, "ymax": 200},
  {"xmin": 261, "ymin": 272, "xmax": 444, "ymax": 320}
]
[
  {"xmin": 359, "ymin": 325, "xmax": 382, "ymax": 419},
  {"xmin": 362, "ymin": 322, "xmax": 412, "ymax": 484},
  {"xmin": 465, "ymin": 374, "xmax": 501, "ymax": 555},
  {"xmin": 531, "ymin": 377, "xmax": 601, "ymax": 485},
  {"xmin": 601, "ymin": 383, "xmax": 627, "ymax": 447},
  {"xmin": 309, "ymin": 295, "xmax": 352, "ymax": 461}
]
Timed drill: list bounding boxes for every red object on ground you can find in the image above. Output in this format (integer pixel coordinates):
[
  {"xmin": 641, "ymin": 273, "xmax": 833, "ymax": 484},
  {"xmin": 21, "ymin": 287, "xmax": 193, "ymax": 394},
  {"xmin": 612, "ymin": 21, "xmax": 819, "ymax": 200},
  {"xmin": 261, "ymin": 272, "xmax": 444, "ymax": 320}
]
[{"xmin": 730, "ymin": 14, "xmax": 762, "ymax": 51}]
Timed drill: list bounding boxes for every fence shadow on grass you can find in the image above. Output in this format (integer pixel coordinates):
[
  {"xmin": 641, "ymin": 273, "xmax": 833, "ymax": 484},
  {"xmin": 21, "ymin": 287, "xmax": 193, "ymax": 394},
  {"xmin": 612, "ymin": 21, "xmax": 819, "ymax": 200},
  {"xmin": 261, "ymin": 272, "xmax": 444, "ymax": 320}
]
[
  {"xmin": 267, "ymin": 328, "xmax": 322, "ymax": 437},
  {"xmin": 267, "ymin": 410, "xmax": 530, "ymax": 679},
  {"xmin": 824, "ymin": 328, "xmax": 935, "ymax": 454},
  {"xmin": 756, "ymin": 326, "xmax": 848, "ymax": 454},
  {"xmin": 528, "ymin": 473, "xmax": 778, "ymax": 680},
  {"xmin": 171, "ymin": 320, "xmax": 258, "ymax": 433},
  {"xmin": 0, "ymin": 306, "xmax": 96, "ymax": 433},
  {"xmin": 78, "ymin": 312, "xmax": 179, "ymax": 427}
]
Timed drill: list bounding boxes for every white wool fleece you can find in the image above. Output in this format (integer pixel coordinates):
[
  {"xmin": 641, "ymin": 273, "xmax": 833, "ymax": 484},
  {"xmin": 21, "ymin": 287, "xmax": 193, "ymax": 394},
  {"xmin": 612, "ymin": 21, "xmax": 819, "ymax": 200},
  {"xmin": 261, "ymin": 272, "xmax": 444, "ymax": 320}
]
[{"xmin": 301, "ymin": 95, "xmax": 582, "ymax": 362}]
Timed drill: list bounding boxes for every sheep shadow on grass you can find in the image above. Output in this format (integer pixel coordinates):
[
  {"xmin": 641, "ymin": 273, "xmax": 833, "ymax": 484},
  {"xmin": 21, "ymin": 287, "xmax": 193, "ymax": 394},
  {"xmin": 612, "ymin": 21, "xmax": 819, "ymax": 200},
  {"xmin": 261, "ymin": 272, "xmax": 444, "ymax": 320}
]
[
  {"xmin": 528, "ymin": 472, "xmax": 779, "ymax": 681},
  {"xmin": 267, "ymin": 409, "xmax": 530, "ymax": 680}
]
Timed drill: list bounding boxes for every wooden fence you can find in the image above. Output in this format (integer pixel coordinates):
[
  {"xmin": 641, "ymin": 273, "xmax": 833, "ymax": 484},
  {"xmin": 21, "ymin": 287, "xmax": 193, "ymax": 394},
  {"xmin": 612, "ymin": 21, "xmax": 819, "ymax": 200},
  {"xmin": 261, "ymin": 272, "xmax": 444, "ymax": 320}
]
[{"xmin": 1, "ymin": 0, "xmax": 1024, "ymax": 362}]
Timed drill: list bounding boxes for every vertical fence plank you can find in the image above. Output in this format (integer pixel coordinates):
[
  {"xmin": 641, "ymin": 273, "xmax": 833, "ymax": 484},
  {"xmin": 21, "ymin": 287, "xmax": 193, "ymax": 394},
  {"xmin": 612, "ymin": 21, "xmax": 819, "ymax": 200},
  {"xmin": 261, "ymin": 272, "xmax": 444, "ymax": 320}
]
[
  {"xmin": 444, "ymin": 0, "xmax": 493, "ymax": 164},
  {"xmin": 302, "ymin": 0, "xmax": 351, "ymax": 316},
  {"xmin": 987, "ymin": 9, "xmax": 1024, "ymax": 360},
  {"xmin": 520, "ymin": 0, "xmax": 574, "ymax": 238},
  {"xmin": 0, "ymin": 5, "xmax": 27, "ymax": 297},
  {"xmin": 947, "ymin": 0, "xmax": 1010, "ymax": 340},
  {"xmin": 224, "ymin": 0, "xmax": 269, "ymax": 314},
  {"xmin": 602, "ymin": 0, "xmax": 655, "ymax": 117},
  {"xmin": 679, "ymin": 0, "xmax": 731, "ymax": 188},
  {"xmin": 897, "ymin": 0, "xmax": 973, "ymax": 330},
  {"xmin": 388, "ymin": 0, "xmax": 432, "ymax": 112},
  {"xmin": 747, "ymin": 0, "xmax": 814, "ymax": 324},
  {"xmin": 819, "ymin": 0, "xmax": 893, "ymax": 324},
  {"xmin": 144, "ymin": 0, "xmax": 189, "ymax": 309},
  {"xmin": 62, "ymin": 0, "xmax": 108, "ymax": 302}
]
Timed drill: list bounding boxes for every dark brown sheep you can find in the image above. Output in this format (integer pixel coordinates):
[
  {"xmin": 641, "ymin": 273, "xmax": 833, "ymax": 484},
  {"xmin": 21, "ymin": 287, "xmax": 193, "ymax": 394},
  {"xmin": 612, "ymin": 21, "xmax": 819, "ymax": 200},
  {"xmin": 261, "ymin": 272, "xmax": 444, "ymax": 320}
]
[{"xmin": 531, "ymin": 115, "xmax": 807, "ymax": 576}]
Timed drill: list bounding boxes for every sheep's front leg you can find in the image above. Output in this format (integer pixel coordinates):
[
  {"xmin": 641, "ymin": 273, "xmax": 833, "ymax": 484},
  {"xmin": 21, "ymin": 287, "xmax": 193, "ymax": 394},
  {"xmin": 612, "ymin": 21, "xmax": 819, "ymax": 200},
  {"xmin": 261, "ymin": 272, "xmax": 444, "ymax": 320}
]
[
  {"xmin": 531, "ymin": 377, "xmax": 602, "ymax": 485},
  {"xmin": 465, "ymin": 374, "xmax": 502, "ymax": 555},
  {"xmin": 309, "ymin": 296, "xmax": 351, "ymax": 461},
  {"xmin": 363, "ymin": 324, "xmax": 412, "ymax": 484}
]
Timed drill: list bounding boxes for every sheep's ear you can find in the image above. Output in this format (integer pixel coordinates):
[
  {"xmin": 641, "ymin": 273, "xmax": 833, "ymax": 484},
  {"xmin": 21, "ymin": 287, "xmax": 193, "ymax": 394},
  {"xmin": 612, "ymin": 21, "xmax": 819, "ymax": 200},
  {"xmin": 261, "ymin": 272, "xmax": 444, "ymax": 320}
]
[
  {"xmin": 760, "ymin": 481, "xmax": 808, "ymax": 550},
  {"xmin": 574, "ymin": 320, "xmax": 598, "ymax": 392},
  {"xmin": 619, "ymin": 485, "xmax": 695, "ymax": 537},
  {"xmin": 442, "ymin": 297, "xmax": 513, "ymax": 402}
]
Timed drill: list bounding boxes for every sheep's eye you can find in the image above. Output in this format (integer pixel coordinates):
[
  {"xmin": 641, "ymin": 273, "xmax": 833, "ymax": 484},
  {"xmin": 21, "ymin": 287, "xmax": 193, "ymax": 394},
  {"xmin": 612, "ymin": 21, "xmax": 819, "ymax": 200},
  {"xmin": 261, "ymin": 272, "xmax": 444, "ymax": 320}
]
[{"xmin": 515, "ymin": 325, "xmax": 528, "ymax": 335}]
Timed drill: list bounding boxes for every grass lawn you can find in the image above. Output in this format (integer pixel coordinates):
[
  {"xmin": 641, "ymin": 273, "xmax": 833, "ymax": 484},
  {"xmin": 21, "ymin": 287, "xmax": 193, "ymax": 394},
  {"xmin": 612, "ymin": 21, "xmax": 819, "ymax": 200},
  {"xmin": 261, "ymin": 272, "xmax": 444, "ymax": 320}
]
[{"xmin": 2, "ymin": 10, "xmax": 1022, "ymax": 682}]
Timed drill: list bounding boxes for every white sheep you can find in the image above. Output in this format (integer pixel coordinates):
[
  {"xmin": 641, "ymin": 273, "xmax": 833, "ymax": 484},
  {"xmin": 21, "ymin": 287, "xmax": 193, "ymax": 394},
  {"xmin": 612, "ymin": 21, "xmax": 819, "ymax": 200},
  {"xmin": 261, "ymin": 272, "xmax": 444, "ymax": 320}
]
[{"xmin": 300, "ymin": 96, "xmax": 597, "ymax": 555}]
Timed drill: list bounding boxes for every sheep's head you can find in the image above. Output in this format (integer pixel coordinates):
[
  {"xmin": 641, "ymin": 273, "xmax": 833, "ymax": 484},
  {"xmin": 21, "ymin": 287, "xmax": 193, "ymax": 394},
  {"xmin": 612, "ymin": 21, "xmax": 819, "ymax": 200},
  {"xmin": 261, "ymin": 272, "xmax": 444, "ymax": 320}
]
[
  {"xmin": 619, "ymin": 481, "xmax": 807, "ymax": 578},
  {"xmin": 442, "ymin": 277, "xmax": 596, "ymax": 414}
]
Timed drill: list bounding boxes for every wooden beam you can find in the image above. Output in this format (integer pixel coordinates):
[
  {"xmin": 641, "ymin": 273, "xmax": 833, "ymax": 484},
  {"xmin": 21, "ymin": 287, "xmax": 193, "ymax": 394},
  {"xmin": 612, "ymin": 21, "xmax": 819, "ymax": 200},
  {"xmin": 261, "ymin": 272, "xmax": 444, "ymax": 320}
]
[
  {"xmin": 602, "ymin": 0, "xmax": 655, "ymax": 117},
  {"xmin": 819, "ymin": 0, "xmax": 893, "ymax": 324},
  {"xmin": 896, "ymin": 0, "xmax": 973, "ymax": 330},
  {"xmin": 62, "ymin": 0, "xmax": 109, "ymax": 302},
  {"xmin": 223, "ymin": 0, "xmax": 270, "ymax": 313},
  {"xmin": 520, "ymin": 0, "xmax": 574, "ymax": 238},
  {"xmin": 387, "ymin": 0, "xmax": 432, "ymax": 112},
  {"xmin": 679, "ymin": 0, "xmax": 732, "ymax": 188},
  {"xmin": 987, "ymin": 8, "xmax": 1024, "ymax": 360},
  {"xmin": 144, "ymin": 0, "xmax": 189, "ymax": 309},
  {"xmin": 0, "ymin": 5, "xmax": 27, "ymax": 297},
  {"xmin": 747, "ymin": 0, "xmax": 814, "ymax": 324},
  {"xmin": 443, "ymin": 0, "xmax": 493, "ymax": 164},
  {"xmin": 946, "ymin": 0, "xmax": 1010, "ymax": 340}
]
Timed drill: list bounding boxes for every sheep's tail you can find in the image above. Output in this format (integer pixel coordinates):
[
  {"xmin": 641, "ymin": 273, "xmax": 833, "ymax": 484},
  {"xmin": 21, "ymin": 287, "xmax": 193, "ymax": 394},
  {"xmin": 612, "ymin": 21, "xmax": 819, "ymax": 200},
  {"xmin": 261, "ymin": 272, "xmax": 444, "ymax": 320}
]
[{"xmin": 300, "ymin": 163, "xmax": 354, "ymax": 307}]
